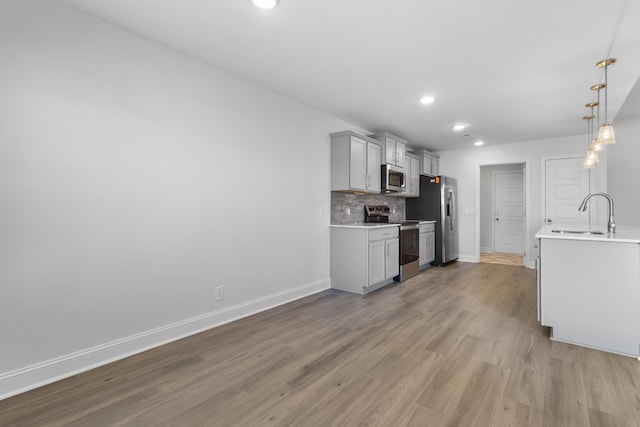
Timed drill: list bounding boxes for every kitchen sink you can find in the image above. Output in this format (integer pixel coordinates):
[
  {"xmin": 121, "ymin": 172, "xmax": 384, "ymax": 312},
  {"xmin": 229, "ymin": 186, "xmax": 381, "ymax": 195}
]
[{"xmin": 551, "ymin": 229, "xmax": 606, "ymax": 235}]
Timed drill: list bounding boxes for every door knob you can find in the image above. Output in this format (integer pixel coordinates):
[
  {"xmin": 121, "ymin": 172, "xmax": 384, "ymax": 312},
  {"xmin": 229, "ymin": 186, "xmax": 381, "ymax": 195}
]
[
  {"xmin": 495, "ymin": 217, "xmax": 499, "ymax": 221},
  {"xmin": 546, "ymin": 218, "xmax": 552, "ymax": 223}
]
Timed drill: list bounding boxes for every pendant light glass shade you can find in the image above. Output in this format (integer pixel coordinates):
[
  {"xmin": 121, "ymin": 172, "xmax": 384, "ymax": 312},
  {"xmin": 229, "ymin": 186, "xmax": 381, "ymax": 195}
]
[
  {"xmin": 582, "ymin": 114, "xmax": 596, "ymax": 169},
  {"xmin": 583, "ymin": 156, "xmax": 596, "ymax": 169},
  {"xmin": 597, "ymin": 123, "xmax": 615, "ymax": 145}
]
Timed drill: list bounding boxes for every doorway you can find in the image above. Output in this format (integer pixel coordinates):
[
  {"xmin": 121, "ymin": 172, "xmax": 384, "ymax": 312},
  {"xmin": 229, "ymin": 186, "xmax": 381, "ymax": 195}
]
[{"xmin": 479, "ymin": 163, "xmax": 525, "ymax": 266}]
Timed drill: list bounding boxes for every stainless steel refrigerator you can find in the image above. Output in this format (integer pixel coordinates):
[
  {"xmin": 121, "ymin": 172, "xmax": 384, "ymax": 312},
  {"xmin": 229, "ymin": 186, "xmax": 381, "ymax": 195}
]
[{"xmin": 406, "ymin": 175, "xmax": 459, "ymax": 266}]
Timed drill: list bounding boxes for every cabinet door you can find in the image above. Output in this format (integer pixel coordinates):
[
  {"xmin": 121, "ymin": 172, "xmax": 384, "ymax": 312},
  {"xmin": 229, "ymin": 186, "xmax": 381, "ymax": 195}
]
[
  {"xmin": 349, "ymin": 136, "xmax": 367, "ymax": 190},
  {"xmin": 366, "ymin": 141, "xmax": 381, "ymax": 192},
  {"xmin": 385, "ymin": 238, "xmax": 400, "ymax": 279},
  {"xmin": 368, "ymin": 240, "xmax": 386, "ymax": 286},
  {"xmin": 431, "ymin": 157, "xmax": 439, "ymax": 176},
  {"xmin": 422, "ymin": 152, "xmax": 433, "ymax": 176},
  {"xmin": 426, "ymin": 232, "xmax": 435, "ymax": 263},
  {"xmin": 419, "ymin": 232, "xmax": 427, "ymax": 265},
  {"xmin": 384, "ymin": 137, "xmax": 396, "ymax": 165},
  {"xmin": 401, "ymin": 155, "xmax": 411, "ymax": 195},
  {"xmin": 410, "ymin": 156, "xmax": 420, "ymax": 196},
  {"xmin": 396, "ymin": 142, "xmax": 406, "ymax": 168}
]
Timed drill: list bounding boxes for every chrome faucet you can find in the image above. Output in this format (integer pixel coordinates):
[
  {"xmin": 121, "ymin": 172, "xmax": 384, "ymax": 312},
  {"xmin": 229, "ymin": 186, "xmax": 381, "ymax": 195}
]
[{"xmin": 578, "ymin": 192, "xmax": 616, "ymax": 234}]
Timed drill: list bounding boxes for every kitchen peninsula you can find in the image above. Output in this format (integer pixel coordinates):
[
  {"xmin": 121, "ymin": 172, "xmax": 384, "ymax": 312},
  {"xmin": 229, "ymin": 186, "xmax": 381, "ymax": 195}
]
[{"xmin": 536, "ymin": 225, "xmax": 640, "ymax": 358}]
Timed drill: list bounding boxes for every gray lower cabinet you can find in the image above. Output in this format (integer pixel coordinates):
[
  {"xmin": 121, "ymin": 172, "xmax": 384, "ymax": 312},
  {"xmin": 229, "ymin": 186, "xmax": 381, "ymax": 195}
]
[
  {"xmin": 419, "ymin": 222, "xmax": 436, "ymax": 268},
  {"xmin": 331, "ymin": 226, "xmax": 399, "ymax": 295}
]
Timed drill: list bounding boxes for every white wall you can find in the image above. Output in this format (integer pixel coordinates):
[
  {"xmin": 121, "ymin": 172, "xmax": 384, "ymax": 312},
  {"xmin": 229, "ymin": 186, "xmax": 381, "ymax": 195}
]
[
  {"xmin": 438, "ymin": 135, "xmax": 607, "ymax": 268},
  {"xmin": 0, "ymin": 0, "xmax": 358, "ymax": 398},
  {"xmin": 479, "ymin": 163, "xmax": 524, "ymax": 252},
  {"xmin": 607, "ymin": 116, "xmax": 640, "ymax": 225}
]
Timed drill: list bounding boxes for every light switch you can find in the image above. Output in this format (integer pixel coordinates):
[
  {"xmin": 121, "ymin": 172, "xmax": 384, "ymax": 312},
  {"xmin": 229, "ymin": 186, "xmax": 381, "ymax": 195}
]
[{"xmin": 464, "ymin": 208, "xmax": 475, "ymax": 215}]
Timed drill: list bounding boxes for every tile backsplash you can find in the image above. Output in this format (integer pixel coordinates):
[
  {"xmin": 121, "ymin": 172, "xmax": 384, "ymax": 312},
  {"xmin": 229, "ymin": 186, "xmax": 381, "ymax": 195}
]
[{"xmin": 331, "ymin": 192, "xmax": 405, "ymax": 224}]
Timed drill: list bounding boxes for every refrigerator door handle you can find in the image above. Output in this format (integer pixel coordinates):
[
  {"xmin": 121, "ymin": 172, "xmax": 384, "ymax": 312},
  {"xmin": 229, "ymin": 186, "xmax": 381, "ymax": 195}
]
[{"xmin": 449, "ymin": 190, "xmax": 455, "ymax": 230}]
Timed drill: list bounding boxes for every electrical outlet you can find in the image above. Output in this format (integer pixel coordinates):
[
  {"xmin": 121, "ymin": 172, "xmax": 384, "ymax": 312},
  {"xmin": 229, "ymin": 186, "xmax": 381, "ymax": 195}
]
[
  {"xmin": 215, "ymin": 286, "xmax": 224, "ymax": 301},
  {"xmin": 346, "ymin": 207, "xmax": 351, "ymax": 215}
]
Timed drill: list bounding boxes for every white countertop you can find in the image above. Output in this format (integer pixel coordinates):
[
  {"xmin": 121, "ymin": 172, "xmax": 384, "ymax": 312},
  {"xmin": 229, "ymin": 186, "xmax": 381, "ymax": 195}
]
[
  {"xmin": 536, "ymin": 224, "xmax": 640, "ymax": 243},
  {"xmin": 330, "ymin": 223, "xmax": 400, "ymax": 229},
  {"xmin": 330, "ymin": 220, "xmax": 435, "ymax": 229}
]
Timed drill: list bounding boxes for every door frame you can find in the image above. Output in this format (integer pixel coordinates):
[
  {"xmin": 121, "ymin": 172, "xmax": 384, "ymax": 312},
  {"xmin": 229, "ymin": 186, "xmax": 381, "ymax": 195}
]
[
  {"xmin": 475, "ymin": 160, "xmax": 530, "ymax": 267},
  {"xmin": 493, "ymin": 170, "xmax": 525, "ymax": 255}
]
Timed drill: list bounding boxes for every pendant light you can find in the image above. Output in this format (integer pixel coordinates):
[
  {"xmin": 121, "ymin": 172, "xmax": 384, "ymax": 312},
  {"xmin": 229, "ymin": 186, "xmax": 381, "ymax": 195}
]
[
  {"xmin": 589, "ymin": 84, "xmax": 605, "ymax": 151},
  {"xmin": 595, "ymin": 58, "xmax": 617, "ymax": 145},
  {"xmin": 583, "ymin": 114, "xmax": 597, "ymax": 169},
  {"xmin": 585, "ymin": 101, "xmax": 601, "ymax": 152}
]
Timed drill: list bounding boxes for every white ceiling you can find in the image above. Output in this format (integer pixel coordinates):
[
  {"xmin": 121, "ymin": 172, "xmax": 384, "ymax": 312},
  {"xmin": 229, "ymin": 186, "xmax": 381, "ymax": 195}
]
[{"xmin": 59, "ymin": 0, "xmax": 640, "ymax": 151}]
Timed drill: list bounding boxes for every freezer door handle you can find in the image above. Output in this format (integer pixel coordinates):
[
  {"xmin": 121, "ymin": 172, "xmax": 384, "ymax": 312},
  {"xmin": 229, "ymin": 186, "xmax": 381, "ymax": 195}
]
[{"xmin": 449, "ymin": 190, "xmax": 455, "ymax": 230}]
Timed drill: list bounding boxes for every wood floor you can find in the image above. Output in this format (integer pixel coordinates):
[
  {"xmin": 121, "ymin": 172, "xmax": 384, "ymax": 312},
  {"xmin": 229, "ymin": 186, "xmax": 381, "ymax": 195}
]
[
  {"xmin": 2, "ymin": 262, "xmax": 640, "ymax": 426},
  {"xmin": 480, "ymin": 252, "xmax": 524, "ymax": 266}
]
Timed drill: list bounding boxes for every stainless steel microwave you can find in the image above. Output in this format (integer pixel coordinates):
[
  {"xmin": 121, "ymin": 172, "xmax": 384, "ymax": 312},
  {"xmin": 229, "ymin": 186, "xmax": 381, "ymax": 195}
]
[{"xmin": 381, "ymin": 164, "xmax": 405, "ymax": 193}]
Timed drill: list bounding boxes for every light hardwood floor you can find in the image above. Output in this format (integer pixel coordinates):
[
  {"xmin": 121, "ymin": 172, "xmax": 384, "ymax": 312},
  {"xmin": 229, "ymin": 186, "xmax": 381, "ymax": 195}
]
[
  {"xmin": 480, "ymin": 252, "xmax": 524, "ymax": 266},
  {"xmin": 2, "ymin": 262, "xmax": 640, "ymax": 426}
]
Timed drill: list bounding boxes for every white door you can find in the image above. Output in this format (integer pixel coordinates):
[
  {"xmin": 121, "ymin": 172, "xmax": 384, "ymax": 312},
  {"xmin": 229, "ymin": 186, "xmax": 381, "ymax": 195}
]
[
  {"xmin": 544, "ymin": 157, "xmax": 590, "ymax": 227},
  {"xmin": 494, "ymin": 171, "xmax": 525, "ymax": 254}
]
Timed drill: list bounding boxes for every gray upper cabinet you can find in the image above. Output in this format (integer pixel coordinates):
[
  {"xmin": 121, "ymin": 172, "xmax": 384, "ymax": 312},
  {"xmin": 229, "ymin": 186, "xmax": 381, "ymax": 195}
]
[
  {"xmin": 431, "ymin": 155, "xmax": 439, "ymax": 176},
  {"xmin": 416, "ymin": 149, "xmax": 440, "ymax": 177},
  {"xmin": 397, "ymin": 152, "xmax": 420, "ymax": 197},
  {"xmin": 330, "ymin": 131, "xmax": 382, "ymax": 193},
  {"xmin": 368, "ymin": 132, "xmax": 407, "ymax": 168}
]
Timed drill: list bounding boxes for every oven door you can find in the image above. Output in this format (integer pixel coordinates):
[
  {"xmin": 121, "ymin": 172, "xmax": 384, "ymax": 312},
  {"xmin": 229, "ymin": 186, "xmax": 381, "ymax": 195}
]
[{"xmin": 400, "ymin": 227, "xmax": 419, "ymax": 265}]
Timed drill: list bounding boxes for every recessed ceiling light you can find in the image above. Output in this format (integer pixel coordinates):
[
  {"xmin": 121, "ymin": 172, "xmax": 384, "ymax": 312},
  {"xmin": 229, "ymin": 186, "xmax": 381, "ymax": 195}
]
[
  {"xmin": 419, "ymin": 96, "xmax": 435, "ymax": 105},
  {"xmin": 474, "ymin": 141, "xmax": 484, "ymax": 146},
  {"xmin": 453, "ymin": 124, "xmax": 466, "ymax": 131},
  {"xmin": 252, "ymin": 0, "xmax": 279, "ymax": 9}
]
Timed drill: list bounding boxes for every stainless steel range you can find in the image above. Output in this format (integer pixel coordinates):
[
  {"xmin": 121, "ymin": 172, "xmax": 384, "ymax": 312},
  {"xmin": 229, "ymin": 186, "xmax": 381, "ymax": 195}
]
[{"xmin": 364, "ymin": 205, "xmax": 420, "ymax": 282}]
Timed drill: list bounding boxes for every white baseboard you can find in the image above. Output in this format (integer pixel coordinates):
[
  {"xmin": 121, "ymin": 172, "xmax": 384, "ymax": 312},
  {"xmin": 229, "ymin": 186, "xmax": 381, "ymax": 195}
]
[
  {"xmin": 0, "ymin": 278, "xmax": 330, "ymax": 401},
  {"xmin": 458, "ymin": 255, "xmax": 478, "ymax": 263}
]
